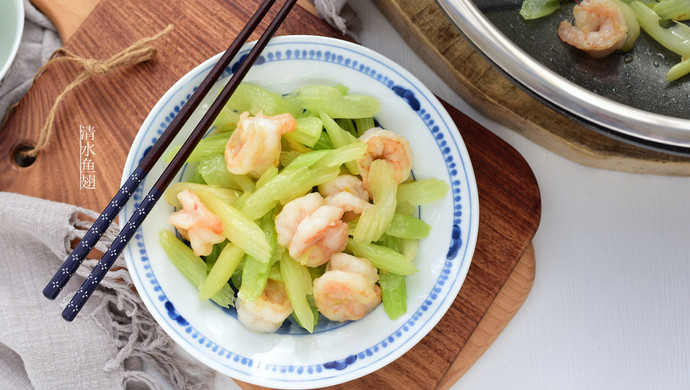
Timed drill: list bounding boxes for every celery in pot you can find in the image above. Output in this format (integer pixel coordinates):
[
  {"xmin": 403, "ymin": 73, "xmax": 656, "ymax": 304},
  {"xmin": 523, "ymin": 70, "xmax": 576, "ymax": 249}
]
[
  {"xmin": 520, "ymin": 0, "xmax": 561, "ymax": 20},
  {"xmin": 654, "ymin": 0, "xmax": 690, "ymax": 21}
]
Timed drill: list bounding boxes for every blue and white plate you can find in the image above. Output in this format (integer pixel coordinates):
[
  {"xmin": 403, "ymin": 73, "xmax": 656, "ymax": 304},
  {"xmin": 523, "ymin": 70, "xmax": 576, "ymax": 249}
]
[{"xmin": 121, "ymin": 35, "xmax": 479, "ymax": 389}]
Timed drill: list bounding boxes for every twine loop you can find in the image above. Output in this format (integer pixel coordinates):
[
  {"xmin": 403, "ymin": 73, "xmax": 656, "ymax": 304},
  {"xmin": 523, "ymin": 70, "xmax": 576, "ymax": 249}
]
[{"xmin": 9, "ymin": 24, "xmax": 174, "ymax": 159}]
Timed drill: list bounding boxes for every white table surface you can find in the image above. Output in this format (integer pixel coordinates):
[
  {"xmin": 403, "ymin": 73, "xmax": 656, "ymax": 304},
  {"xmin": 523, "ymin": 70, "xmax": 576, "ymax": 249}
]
[{"xmin": 212, "ymin": 1, "xmax": 690, "ymax": 389}]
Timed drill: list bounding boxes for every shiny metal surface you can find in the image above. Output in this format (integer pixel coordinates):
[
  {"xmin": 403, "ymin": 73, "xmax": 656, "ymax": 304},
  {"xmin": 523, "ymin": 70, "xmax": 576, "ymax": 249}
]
[{"xmin": 437, "ymin": 0, "xmax": 690, "ymax": 153}]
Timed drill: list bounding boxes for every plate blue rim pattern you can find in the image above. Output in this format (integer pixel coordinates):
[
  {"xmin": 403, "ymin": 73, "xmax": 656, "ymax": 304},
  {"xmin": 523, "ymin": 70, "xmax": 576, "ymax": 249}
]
[{"xmin": 121, "ymin": 36, "xmax": 477, "ymax": 387}]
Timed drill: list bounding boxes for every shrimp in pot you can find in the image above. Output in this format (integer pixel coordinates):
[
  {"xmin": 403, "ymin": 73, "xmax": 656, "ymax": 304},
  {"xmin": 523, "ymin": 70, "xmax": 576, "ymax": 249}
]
[
  {"xmin": 313, "ymin": 253, "xmax": 381, "ymax": 322},
  {"xmin": 236, "ymin": 279, "xmax": 293, "ymax": 333},
  {"xmin": 557, "ymin": 0, "xmax": 627, "ymax": 58},
  {"xmin": 275, "ymin": 193, "xmax": 349, "ymax": 267},
  {"xmin": 318, "ymin": 175, "xmax": 370, "ymax": 221},
  {"xmin": 358, "ymin": 128, "xmax": 413, "ymax": 190},
  {"xmin": 225, "ymin": 111, "xmax": 297, "ymax": 178},
  {"xmin": 168, "ymin": 189, "xmax": 225, "ymax": 256}
]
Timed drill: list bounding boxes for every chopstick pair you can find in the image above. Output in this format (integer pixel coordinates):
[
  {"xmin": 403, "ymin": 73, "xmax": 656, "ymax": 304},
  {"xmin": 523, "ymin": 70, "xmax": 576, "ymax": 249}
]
[{"xmin": 43, "ymin": 0, "xmax": 298, "ymax": 321}]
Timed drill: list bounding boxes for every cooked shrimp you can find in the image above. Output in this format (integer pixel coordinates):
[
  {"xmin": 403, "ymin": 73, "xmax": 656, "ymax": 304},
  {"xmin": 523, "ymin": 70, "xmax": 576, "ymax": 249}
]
[
  {"xmin": 275, "ymin": 192, "xmax": 325, "ymax": 247},
  {"xmin": 318, "ymin": 175, "xmax": 370, "ymax": 221},
  {"xmin": 358, "ymin": 128, "xmax": 413, "ymax": 190},
  {"xmin": 313, "ymin": 253, "xmax": 381, "ymax": 322},
  {"xmin": 236, "ymin": 279, "xmax": 293, "ymax": 333},
  {"xmin": 328, "ymin": 253, "xmax": 379, "ymax": 285},
  {"xmin": 225, "ymin": 111, "xmax": 297, "ymax": 178},
  {"xmin": 168, "ymin": 189, "xmax": 225, "ymax": 256},
  {"xmin": 325, "ymin": 192, "xmax": 371, "ymax": 222},
  {"xmin": 318, "ymin": 175, "xmax": 369, "ymax": 201},
  {"xmin": 557, "ymin": 0, "xmax": 627, "ymax": 58},
  {"xmin": 275, "ymin": 193, "xmax": 348, "ymax": 267},
  {"xmin": 288, "ymin": 205, "xmax": 348, "ymax": 266}
]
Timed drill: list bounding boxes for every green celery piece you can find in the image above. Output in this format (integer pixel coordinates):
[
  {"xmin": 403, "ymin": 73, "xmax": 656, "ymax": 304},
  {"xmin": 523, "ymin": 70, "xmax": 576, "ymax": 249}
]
[
  {"xmin": 335, "ymin": 118, "xmax": 358, "ymax": 137},
  {"xmin": 346, "ymin": 239, "xmax": 418, "ymax": 276},
  {"xmin": 199, "ymin": 243, "xmax": 245, "ymax": 301},
  {"xmin": 379, "ymin": 272, "xmax": 407, "ymax": 320},
  {"xmin": 298, "ymin": 85, "xmax": 380, "ymax": 119},
  {"xmin": 242, "ymin": 165, "xmax": 340, "ymax": 220},
  {"xmin": 280, "ymin": 253, "xmax": 314, "ymax": 333},
  {"xmin": 240, "ymin": 215, "xmax": 279, "ymax": 301},
  {"xmin": 654, "ymin": 0, "xmax": 690, "ymax": 21},
  {"xmin": 241, "ymin": 151, "xmax": 347, "ymax": 219},
  {"xmin": 354, "ymin": 117, "xmax": 376, "ymax": 137},
  {"xmin": 375, "ymin": 234, "xmax": 403, "ymax": 256},
  {"xmin": 611, "ymin": 0, "xmax": 641, "ymax": 51},
  {"xmin": 197, "ymin": 155, "xmax": 255, "ymax": 193},
  {"xmin": 159, "ymin": 230, "xmax": 206, "ymax": 283},
  {"xmin": 332, "ymin": 84, "xmax": 349, "ymax": 95},
  {"xmin": 226, "ymin": 83, "xmax": 301, "ymax": 117},
  {"xmin": 384, "ymin": 213, "xmax": 431, "ymax": 240},
  {"xmin": 279, "ymin": 149, "xmax": 302, "ymax": 168},
  {"xmin": 320, "ymin": 111, "xmax": 360, "ymax": 174},
  {"xmin": 400, "ymin": 238, "xmax": 419, "ymax": 261},
  {"xmin": 193, "ymin": 187, "xmax": 272, "ymax": 263},
  {"xmin": 255, "ymin": 166, "xmax": 278, "ymax": 189},
  {"xmin": 267, "ymin": 261, "xmax": 283, "ymax": 282},
  {"xmin": 630, "ymin": 1, "xmax": 690, "ymax": 57},
  {"xmin": 310, "ymin": 142, "xmax": 367, "ymax": 171},
  {"xmin": 312, "ymin": 131, "xmax": 335, "ymax": 150},
  {"xmin": 519, "ymin": 0, "xmax": 560, "ymax": 20},
  {"xmin": 666, "ymin": 57, "xmax": 690, "ymax": 81},
  {"xmin": 353, "ymin": 160, "xmax": 397, "ymax": 244},
  {"xmin": 291, "ymin": 294, "xmax": 319, "ymax": 331},
  {"xmin": 158, "ymin": 230, "xmax": 234, "ymax": 307},
  {"xmin": 397, "ymin": 179, "xmax": 449, "ymax": 206},
  {"xmin": 203, "ymin": 240, "xmax": 228, "ymax": 273},
  {"xmin": 164, "ymin": 182, "xmax": 240, "ymax": 209},
  {"xmin": 285, "ymin": 149, "xmax": 331, "ymax": 169},
  {"xmin": 395, "ymin": 200, "xmax": 417, "ymax": 216},
  {"xmin": 185, "ymin": 171, "xmax": 206, "ymax": 185},
  {"xmin": 212, "ymin": 105, "xmax": 239, "ymax": 132},
  {"xmin": 164, "ymin": 132, "xmax": 230, "ymax": 163},
  {"xmin": 240, "ymin": 166, "xmax": 307, "ymax": 220},
  {"xmin": 283, "ymin": 117, "xmax": 323, "ymax": 148},
  {"xmin": 233, "ymin": 191, "xmax": 252, "ymax": 211},
  {"xmin": 231, "ymin": 263, "xmax": 243, "ymax": 290}
]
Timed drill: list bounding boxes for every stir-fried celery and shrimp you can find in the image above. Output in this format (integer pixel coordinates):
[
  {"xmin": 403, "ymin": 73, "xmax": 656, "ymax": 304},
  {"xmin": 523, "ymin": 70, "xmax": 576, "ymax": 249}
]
[
  {"xmin": 158, "ymin": 83, "xmax": 449, "ymax": 333},
  {"xmin": 520, "ymin": 0, "xmax": 690, "ymax": 81}
]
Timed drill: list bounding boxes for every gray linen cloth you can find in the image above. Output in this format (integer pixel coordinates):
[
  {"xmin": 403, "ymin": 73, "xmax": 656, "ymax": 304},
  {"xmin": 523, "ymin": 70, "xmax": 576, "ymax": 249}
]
[
  {"xmin": 314, "ymin": 0, "xmax": 360, "ymax": 39},
  {"xmin": 0, "ymin": 192, "xmax": 214, "ymax": 389},
  {"xmin": 0, "ymin": 0, "xmax": 61, "ymax": 120}
]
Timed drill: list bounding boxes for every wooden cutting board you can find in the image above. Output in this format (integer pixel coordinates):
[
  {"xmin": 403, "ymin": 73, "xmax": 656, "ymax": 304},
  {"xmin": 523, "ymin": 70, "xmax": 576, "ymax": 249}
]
[
  {"xmin": 0, "ymin": 0, "xmax": 540, "ymax": 388},
  {"xmin": 372, "ymin": 0, "xmax": 690, "ymax": 176}
]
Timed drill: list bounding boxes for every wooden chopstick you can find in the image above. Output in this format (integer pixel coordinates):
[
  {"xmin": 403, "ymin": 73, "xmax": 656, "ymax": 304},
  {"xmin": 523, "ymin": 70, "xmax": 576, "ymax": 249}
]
[{"xmin": 50, "ymin": 0, "xmax": 297, "ymax": 321}]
